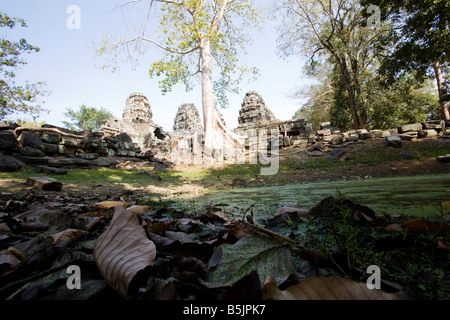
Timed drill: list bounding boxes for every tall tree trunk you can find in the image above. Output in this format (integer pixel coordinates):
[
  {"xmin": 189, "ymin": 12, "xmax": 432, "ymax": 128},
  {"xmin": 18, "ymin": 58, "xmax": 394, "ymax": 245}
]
[
  {"xmin": 200, "ymin": 37, "xmax": 244, "ymax": 159},
  {"xmin": 433, "ymin": 61, "xmax": 450, "ymax": 120},
  {"xmin": 337, "ymin": 57, "xmax": 363, "ymax": 129}
]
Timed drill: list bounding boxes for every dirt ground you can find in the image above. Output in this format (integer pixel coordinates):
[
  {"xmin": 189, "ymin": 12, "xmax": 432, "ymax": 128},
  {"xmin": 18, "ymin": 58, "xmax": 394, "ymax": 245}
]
[{"xmin": 1, "ymin": 138, "xmax": 450, "ymax": 199}]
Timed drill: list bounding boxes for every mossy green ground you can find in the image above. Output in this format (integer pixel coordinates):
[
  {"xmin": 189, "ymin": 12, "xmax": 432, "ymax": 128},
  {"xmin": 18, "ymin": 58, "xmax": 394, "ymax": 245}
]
[{"xmin": 203, "ymin": 173, "xmax": 450, "ymax": 218}]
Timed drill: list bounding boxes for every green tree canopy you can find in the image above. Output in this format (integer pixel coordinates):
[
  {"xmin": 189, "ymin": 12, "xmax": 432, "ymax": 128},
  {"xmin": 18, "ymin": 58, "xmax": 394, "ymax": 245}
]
[
  {"xmin": 63, "ymin": 105, "xmax": 113, "ymax": 132},
  {"xmin": 361, "ymin": 0, "xmax": 450, "ymax": 120},
  {"xmin": 277, "ymin": 0, "xmax": 390, "ymax": 130},
  {"xmin": 0, "ymin": 12, "xmax": 48, "ymax": 120}
]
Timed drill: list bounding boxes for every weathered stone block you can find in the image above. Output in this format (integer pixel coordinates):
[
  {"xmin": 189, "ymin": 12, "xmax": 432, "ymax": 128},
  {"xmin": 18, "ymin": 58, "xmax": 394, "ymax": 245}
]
[
  {"xmin": 47, "ymin": 158, "xmax": 63, "ymax": 167},
  {"xmin": 356, "ymin": 129, "xmax": 369, "ymax": 134},
  {"xmin": 127, "ymin": 150, "xmax": 136, "ymax": 157},
  {"xmin": 78, "ymin": 153, "xmax": 99, "ymax": 160},
  {"xmin": 35, "ymin": 165, "xmax": 67, "ymax": 175},
  {"xmin": 370, "ymin": 130, "xmax": 382, "ymax": 139},
  {"xmin": 345, "ymin": 136, "xmax": 359, "ymax": 143},
  {"xmin": 58, "ymin": 144, "xmax": 76, "ymax": 155},
  {"xmin": 398, "ymin": 133, "xmax": 417, "ymax": 140},
  {"xmin": 18, "ymin": 131, "xmax": 44, "ymax": 150},
  {"xmin": 97, "ymin": 147, "xmax": 109, "ymax": 155},
  {"xmin": 381, "ymin": 130, "xmax": 391, "ymax": 138},
  {"xmin": 417, "ymin": 129, "xmax": 438, "ymax": 138},
  {"xmin": 61, "ymin": 136, "xmax": 79, "ymax": 147},
  {"xmin": 108, "ymin": 148, "xmax": 116, "ymax": 157},
  {"xmin": 26, "ymin": 176, "xmax": 62, "ymax": 191},
  {"xmin": 18, "ymin": 146, "xmax": 46, "ymax": 158},
  {"xmin": 20, "ymin": 156, "xmax": 49, "ymax": 165},
  {"xmin": 43, "ymin": 143, "xmax": 59, "ymax": 154},
  {"xmin": 358, "ymin": 132, "xmax": 372, "ymax": 140},
  {"xmin": 398, "ymin": 123, "xmax": 423, "ymax": 133},
  {"xmin": 0, "ymin": 153, "xmax": 25, "ymax": 172},
  {"xmin": 330, "ymin": 148, "xmax": 345, "ymax": 162},
  {"xmin": 389, "ymin": 128, "xmax": 399, "ymax": 135},
  {"xmin": 437, "ymin": 154, "xmax": 450, "ymax": 163},
  {"xmin": 422, "ymin": 120, "xmax": 445, "ymax": 130},
  {"xmin": 385, "ymin": 135, "xmax": 402, "ymax": 148},
  {"xmin": 40, "ymin": 132, "xmax": 61, "ymax": 144},
  {"xmin": 58, "ymin": 158, "xmax": 90, "ymax": 166},
  {"xmin": 317, "ymin": 129, "xmax": 331, "ymax": 136},
  {"xmin": 319, "ymin": 122, "xmax": 331, "ymax": 129},
  {"xmin": 0, "ymin": 130, "xmax": 18, "ymax": 150},
  {"xmin": 124, "ymin": 141, "xmax": 134, "ymax": 150},
  {"xmin": 330, "ymin": 135, "xmax": 344, "ymax": 145},
  {"xmin": 90, "ymin": 158, "xmax": 110, "ymax": 167},
  {"xmin": 117, "ymin": 149, "xmax": 128, "ymax": 156},
  {"xmin": 292, "ymin": 139, "xmax": 308, "ymax": 147}
]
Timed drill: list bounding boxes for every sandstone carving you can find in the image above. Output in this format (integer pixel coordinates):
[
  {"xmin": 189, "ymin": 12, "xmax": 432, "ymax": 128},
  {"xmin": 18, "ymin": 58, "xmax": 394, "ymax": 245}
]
[
  {"xmin": 173, "ymin": 103, "xmax": 203, "ymax": 134},
  {"xmin": 238, "ymin": 91, "xmax": 277, "ymax": 125},
  {"xmin": 235, "ymin": 91, "xmax": 313, "ymax": 148},
  {"xmin": 102, "ymin": 93, "xmax": 168, "ymax": 151}
]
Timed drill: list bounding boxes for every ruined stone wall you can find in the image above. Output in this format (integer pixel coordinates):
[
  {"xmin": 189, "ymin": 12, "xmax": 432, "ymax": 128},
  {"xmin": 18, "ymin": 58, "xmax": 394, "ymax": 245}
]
[{"xmin": 0, "ymin": 123, "xmax": 162, "ymax": 172}]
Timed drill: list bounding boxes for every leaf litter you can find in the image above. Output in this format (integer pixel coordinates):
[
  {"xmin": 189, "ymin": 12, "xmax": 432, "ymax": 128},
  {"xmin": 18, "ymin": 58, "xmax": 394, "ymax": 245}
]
[{"xmin": 0, "ymin": 191, "xmax": 449, "ymax": 300}]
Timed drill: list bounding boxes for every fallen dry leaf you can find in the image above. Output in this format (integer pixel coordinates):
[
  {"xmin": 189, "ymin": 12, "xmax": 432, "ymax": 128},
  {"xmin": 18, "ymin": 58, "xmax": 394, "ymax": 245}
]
[
  {"xmin": 6, "ymin": 247, "xmax": 27, "ymax": 262},
  {"xmin": 442, "ymin": 201, "xmax": 450, "ymax": 208},
  {"xmin": 77, "ymin": 211, "xmax": 107, "ymax": 218},
  {"xmin": 403, "ymin": 220, "xmax": 450, "ymax": 232},
  {"xmin": 274, "ymin": 207, "xmax": 309, "ymax": 218},
  {"xmin": 437, "ymin": 239, "xmax": 450, "ymax": 250},
  {"xmin": 262, "ymin": 276, "xmax": 398, "ymax": 300},
  {"xmin": 94, "ymin": 206, "xmax": 156, "ymax": 299},
  {"xmin": 354, "ymin": 210, "xmax": 374, "ymax": 223},
  {"xmin": 126, "ymin": 205, "xmax": 151, "ymax": 215},
  {"xmin": 385, "ymin": 223, "xmax": 404, "ymax": 232},
  {"xmin": 51, "ymin": 229, "xmax": 87, "ymax": 244},
  {"xmin": 0, "ymin": 223, "xmax": 11, "ymax": 232},
  {"xmin": 93, "ymin": 201, "xmax": 128, "ymax": 209}
]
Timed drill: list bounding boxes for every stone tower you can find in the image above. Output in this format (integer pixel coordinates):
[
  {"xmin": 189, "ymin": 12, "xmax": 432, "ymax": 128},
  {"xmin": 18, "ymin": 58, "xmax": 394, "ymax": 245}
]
[
  {"xmin": 173, "ymin": 103, "xmax": 204, "ymax": 133},
  {"xmin": 238, "ymin": 91, "xmax": 277, "ymax": 125},
  {"xmin": 102, "ymin": 93, "xmax": 168, "ymax": 150},
  {"xmin": 122, "ymin": 93, "xmax": 153, "ymax": 123}
]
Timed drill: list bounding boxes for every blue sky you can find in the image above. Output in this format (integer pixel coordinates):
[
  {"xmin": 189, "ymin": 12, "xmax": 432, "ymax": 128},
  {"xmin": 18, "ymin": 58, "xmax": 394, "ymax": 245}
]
[{"xmin": 2, "ymin": 0, "xmax": 309, "ymax": 132}]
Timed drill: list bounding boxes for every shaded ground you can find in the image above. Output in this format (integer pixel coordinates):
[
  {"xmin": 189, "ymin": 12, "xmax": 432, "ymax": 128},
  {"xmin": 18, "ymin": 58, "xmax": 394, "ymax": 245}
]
[{"xmin": 1, "ymin": 138, "xmax": 449, "ymax": 199}]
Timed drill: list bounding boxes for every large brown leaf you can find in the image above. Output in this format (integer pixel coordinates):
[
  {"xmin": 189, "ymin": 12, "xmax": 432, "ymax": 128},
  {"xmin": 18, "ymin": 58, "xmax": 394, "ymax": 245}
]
[
  {"xmin": 51, "ymin": 229, "xmax": 87, "ymax": 244},
  {"xmin": 94, "ymin": 206, "xmax": 156, "ymax": 299},
  {"xmin": 262, "ymin": 276, "xmax": 398, "ymax": 300}
]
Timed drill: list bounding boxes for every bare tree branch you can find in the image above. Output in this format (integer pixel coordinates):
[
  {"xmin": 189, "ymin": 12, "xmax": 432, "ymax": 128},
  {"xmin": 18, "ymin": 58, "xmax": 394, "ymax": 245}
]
[{"xmin": 122, "ymin": 35, "xmax": 199, "ymax": 55}]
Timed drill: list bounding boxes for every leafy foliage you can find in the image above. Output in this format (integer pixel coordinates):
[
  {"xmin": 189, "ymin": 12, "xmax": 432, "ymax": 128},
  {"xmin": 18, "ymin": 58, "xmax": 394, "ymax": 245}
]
[
  {"xmin": 278, "ymin": 0, "xmax": 391, "ymax": 129},
  {"xmin": 0, "ymin": 12, "xmax": 48, "ymax": 120},
  {"xmin": 95, "ymin": 0, "xmax": 262, "ymax": 109},
  {"xmin": 63, "ymin": 104, "xmax": 113, "ymax": 132},
  {"xmin": 293, "ymin": 59, "xmax": 438, "ymax": 131},
  {"xmin": 284, "ymin": 0, "xmax": 443, "ymax": 131},
  {"xmin": 361, "ymin": 0, "xmax": 450, "ymax": 119}
]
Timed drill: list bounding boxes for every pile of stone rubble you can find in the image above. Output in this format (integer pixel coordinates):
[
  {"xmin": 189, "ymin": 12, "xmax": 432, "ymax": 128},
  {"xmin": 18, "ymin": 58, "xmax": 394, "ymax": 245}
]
[
  {"xmin": 0, "ymin": 122, "xmax": 160, "ymax": 173},
  {"xmin": 315, "ymin": 120, "xmax": 450, "ymax": 148}
]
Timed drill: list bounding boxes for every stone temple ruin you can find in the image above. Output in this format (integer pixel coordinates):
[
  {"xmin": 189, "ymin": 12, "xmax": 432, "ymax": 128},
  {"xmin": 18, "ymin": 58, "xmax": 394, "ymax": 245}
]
[
  {"xmin": 234, "ymin": 91, "xmax": 315, "ymax": 148},
  {"xmin": 102, "ymin": 93, "xmax": 169, "ymax": 152},
  {"xmin": 173, "ymin": 103, "xmax": 203, "ymax": 134},
  {"xmin": 2, "ymin": 89, "xmax": 448, "ymax": 175}
]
